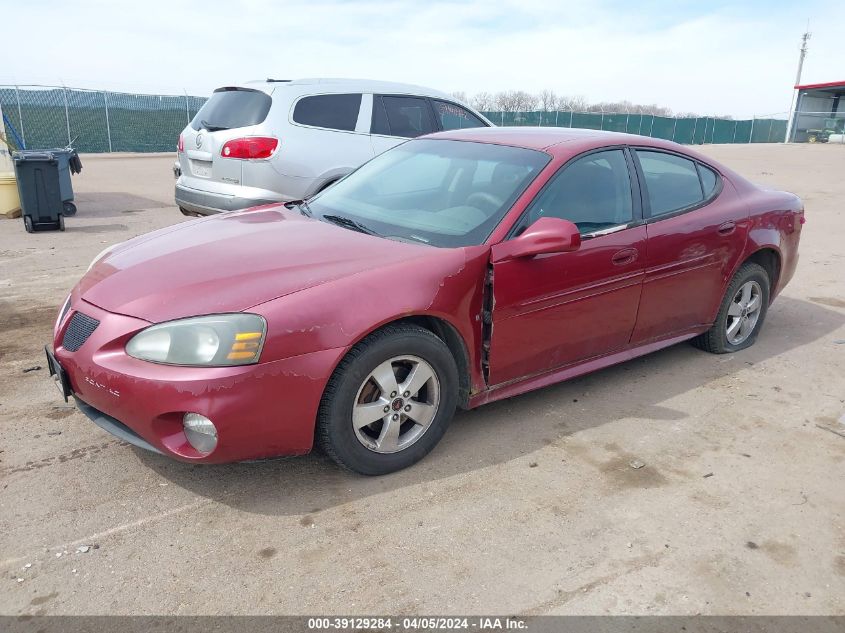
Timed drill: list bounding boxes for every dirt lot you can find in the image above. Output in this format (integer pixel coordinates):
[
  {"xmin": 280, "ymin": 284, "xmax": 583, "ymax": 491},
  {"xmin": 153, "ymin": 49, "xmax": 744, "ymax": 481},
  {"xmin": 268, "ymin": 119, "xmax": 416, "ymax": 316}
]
[{"xmin": 1, "ymin": 145, "xmax": 844, "ymax": 616}]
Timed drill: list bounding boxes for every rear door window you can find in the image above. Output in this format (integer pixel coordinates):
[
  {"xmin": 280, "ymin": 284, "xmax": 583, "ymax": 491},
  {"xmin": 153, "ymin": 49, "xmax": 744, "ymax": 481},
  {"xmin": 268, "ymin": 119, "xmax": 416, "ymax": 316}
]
[
  {"xmin": 636, "ymin": 150, "xmax": 705, "ymax": 217},
  {"xmin": 292, "ymin": 94, "xmax": 362, "ymax": 131},
  {"xmin": 190, "ymin": 88, "xmax": 271, "ymax": 131},
  {"xmin": 372, "ymin": 95, "xmax": 435, "ymax": 138},
  {"xmin": 431, "ymin": 100, "xmax": 487, "ymax": 130}
]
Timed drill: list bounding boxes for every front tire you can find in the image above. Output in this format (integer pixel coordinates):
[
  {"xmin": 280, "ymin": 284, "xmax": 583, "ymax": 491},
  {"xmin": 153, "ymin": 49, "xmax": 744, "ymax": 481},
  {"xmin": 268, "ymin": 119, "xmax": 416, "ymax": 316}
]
[
  {"xmin": 692, "ymin": 262, "xmax": 770, "ymax": 354},
  {"xmin": 317, "ymin": 324, "xmax": 458, "ymax": 475}
]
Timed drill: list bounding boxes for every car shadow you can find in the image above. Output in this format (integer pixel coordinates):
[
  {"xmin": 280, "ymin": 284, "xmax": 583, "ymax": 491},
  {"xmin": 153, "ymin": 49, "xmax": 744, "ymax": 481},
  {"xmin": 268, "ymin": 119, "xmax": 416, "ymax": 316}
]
[{"xmin": 136, "ymin": 296, "xmax": 844, "ymax": 516}]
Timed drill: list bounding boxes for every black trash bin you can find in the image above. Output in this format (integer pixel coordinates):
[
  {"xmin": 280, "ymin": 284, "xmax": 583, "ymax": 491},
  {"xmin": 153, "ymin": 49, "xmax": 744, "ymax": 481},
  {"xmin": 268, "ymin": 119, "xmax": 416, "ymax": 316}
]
[
  {"xmin": 13, "ymin": 150, "xmax": 66, "ymax": 233},
  {"xmin": 52, "ymin": 148, "xmax": 82, "ymax": 216}
]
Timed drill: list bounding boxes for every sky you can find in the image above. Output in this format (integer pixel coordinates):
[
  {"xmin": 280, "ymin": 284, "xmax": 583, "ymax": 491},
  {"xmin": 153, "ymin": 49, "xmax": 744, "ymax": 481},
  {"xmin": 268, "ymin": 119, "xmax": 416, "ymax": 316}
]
[{"xmin": 3, "ymin": 0, "xmax": 843, "ymax": 117}]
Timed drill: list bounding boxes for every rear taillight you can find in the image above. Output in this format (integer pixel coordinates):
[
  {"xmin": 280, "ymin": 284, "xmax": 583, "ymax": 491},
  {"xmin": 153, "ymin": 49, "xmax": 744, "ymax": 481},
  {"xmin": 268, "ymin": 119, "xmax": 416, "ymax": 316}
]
[
  {"xmin": 221, "ymin": 137, "xmax": 278, "ymax": 159},
  {"xmin": 177, "ymin": 134, "xmax": 184, "ymax": 153}
]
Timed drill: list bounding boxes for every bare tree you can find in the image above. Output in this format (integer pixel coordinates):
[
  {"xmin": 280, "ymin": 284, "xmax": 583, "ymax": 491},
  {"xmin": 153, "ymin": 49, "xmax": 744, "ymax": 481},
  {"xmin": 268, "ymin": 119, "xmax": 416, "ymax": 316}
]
[
  {"xmin": 493, "ymin": 90, "xmax": 539, "ymax": 112},
  {"xmin": 459, "ymin": 89, "xmax": 685, "ymax": 117},
  {"xmin": 514, "ymin": 91, "xmax": 539, "ymax": 112},
  {"xmin": 537, "ymin": 89, "xmax": 558, "ymax": 112},
  {"xmin": 493, "ymin": 91, "xmax": 518, "ymax": 112},
  {"xmin": 450, "ymin": 91, "xmax": 468, "ymax": 104},
  {"xmin": 555, "ymin": 94, "xmax": 588, "ymax": 112},
  {"xmin": 470, "ymin": 92, "xmax": 495, "ymax": 111}
]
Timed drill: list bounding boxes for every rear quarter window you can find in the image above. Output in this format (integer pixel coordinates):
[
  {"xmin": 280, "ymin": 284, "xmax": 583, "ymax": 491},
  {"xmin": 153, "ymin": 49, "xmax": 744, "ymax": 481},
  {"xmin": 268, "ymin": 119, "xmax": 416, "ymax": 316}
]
[
  {"xmin": 698, "ymin": 163, "xmax": 719, "ymax": 196},
  {"xmin": 292, "ymin": 94, "xmax": 362, "ymax": 132},
  {"xmin": 191, "ymin": 88, "xmax": 271, "ymax": 131}
]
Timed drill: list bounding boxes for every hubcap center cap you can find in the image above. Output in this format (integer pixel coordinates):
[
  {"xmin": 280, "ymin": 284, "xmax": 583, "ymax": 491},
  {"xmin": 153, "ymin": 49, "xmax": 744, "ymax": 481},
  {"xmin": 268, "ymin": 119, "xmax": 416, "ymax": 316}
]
[{"xmin": 391, "ymin": 398, "xmax": 405, "ymax": 412}]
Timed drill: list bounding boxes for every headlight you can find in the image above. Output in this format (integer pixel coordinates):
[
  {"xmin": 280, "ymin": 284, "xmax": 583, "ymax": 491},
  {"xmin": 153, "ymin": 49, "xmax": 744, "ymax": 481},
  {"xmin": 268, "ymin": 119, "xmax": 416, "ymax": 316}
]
[
  {"xmin": 126, "ymin": 313, "xmax": 267, "ymax": 366},
  {"xmin": 86, "ymin": 243, "xmax": 119, "ymax": 272}
]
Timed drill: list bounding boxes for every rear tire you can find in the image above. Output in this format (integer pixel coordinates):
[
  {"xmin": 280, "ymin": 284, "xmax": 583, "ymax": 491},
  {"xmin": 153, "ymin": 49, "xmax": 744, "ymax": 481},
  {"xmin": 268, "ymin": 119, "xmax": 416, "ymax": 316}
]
[
  {"xmin": 24, "ymin": 216, "xmax": 33, "ymax": 233},
  {"xmin": 58, "ymin": 215, "xmax": 65, "ymax": 231},
  {"xmin": 62, "ymin": 201, "xmax": 77, "ymax": 216},
  {"xmin": 691, "ymin": 262, "xmax": 770, "ymax": 354},
  {"xmin": 316, "ymin": 324, "xmax": 458, "ymax": 475}
]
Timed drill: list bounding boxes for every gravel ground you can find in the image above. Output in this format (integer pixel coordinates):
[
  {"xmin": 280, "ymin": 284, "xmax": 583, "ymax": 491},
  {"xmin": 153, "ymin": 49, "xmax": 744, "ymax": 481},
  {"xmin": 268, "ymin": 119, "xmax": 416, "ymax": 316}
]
[{"xmin": 0, "ymin": 145, "xmax": 843, "ymax": 616}]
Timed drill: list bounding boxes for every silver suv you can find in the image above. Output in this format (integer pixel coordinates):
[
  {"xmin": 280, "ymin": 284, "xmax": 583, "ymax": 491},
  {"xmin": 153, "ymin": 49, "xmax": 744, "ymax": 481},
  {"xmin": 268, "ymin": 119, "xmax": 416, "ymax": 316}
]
[{"xmin": 175, "ymin": 78, "xmax": 492, "ymax": 216}]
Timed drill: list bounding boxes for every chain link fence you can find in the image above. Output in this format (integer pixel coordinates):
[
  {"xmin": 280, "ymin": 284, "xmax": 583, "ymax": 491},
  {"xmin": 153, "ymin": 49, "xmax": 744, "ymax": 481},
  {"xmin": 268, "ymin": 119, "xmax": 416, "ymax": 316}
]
[
  {"xmin": 479, "ymin": 111, "xmax": 788, "ymax": 144},
  {"xmin": 1, "ymin": 85, "xmax": 788, "ymax": 153},
  {"xmin": 0, "ymin": 85, "xmax": 206, "ymax": 153}
]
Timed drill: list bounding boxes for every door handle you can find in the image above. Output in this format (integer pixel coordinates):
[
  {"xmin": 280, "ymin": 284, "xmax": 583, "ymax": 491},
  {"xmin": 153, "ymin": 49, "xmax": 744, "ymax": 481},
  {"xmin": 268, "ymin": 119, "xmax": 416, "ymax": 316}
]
[
  {"xmin": 717, "ymin": 221, "xmax": 736, "ymax": 236},
  {"xmin": 611, "ymin": 248, "xmax": 638, "ymax": 266}
]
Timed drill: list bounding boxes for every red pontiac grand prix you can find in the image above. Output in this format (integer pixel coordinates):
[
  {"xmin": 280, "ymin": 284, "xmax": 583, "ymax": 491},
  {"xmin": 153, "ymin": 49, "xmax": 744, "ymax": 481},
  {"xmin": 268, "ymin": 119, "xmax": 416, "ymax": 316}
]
[{"xmin": 47, "ymin": 128, "xmax": 803, "ymax": 474}]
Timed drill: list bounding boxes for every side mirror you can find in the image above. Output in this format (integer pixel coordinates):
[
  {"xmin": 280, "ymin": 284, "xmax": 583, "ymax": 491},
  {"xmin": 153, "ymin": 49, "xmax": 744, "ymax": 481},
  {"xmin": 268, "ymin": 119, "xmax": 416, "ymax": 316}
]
[{"xmin": 494, "ymin": 217, "xmax": 581, "ymax": 262}]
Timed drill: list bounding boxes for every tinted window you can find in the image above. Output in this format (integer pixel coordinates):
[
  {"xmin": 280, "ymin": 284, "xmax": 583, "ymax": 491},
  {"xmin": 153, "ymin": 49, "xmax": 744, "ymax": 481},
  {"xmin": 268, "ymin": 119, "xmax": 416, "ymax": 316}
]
[
  {"xmin": 525, "ymin": 150, "xmax": 633, "ymax": 233},
  {"xmin": 637, "ymin": 151, "xmax": 704, "ymax": 216},
  {"xmin": 308, "ymin": 139, "xmax": 549, "ymax": 247},
  {"xmin": 292, "ymin": 93, "xmax": 362, "ymax": 131},
  {"xmin": 371, "ymin": 97, "xmax": 389, "ymax": 135},
  {"xmin": 373, "ymin": 96, "xmax": 435, "ymax": 138},
  {"xmin": 191, "ymin": 88, "xmax": 271, "ymax": 131},
  {"xmin": 432, "ymin": 100, "xmax": 486, "ymax": 130},
  {"xmin": 698, "ymin": 163, "xmax": 718, "ymax": 196}
]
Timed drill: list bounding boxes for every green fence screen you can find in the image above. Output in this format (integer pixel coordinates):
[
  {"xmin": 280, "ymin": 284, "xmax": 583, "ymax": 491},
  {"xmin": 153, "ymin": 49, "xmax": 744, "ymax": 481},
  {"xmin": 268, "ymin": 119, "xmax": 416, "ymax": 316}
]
[
  {"xmin": 481, "ymin": 111, "xmax": 787, "ymax": 146},
  {"xmin": 1, "ymin": 86, "xmax": 205, "ymax": 153},
  {"xmin": 0, "ymin": 86, "xmax": 787, "ymax": 153}
]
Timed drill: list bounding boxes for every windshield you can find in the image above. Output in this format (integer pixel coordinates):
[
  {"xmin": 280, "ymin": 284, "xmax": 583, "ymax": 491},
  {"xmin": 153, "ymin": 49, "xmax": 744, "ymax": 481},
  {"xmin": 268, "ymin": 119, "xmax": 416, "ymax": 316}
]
[
  {"xmin": 306, "ymin": 139, "xmax": 550, "ymax": 247},
  {"xmin": 190, "ymin": 88, "xmax": 272, "ymax": 131}
]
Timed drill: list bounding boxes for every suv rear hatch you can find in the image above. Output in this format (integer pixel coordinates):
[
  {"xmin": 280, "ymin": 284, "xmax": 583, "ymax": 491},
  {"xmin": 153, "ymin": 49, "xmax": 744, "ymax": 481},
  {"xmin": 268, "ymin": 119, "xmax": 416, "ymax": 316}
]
[{"xmin": 178, "ymin": 87, "xmax": 274, "ymax": 187}]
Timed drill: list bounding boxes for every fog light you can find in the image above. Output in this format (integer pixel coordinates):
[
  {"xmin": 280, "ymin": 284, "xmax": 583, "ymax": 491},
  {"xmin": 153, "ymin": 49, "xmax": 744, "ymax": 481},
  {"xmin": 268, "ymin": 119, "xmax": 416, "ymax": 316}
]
[{"xmin": 183, "ymin": 413, "xmax": 218, "ymax": 454}]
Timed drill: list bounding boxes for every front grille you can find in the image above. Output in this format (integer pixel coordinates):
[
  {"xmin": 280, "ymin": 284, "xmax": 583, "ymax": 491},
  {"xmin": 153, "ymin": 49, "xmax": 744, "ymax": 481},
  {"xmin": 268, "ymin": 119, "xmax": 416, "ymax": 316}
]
[{"xmin": 62, "ymin": 312, "xmax": 100, "ymax": 352}]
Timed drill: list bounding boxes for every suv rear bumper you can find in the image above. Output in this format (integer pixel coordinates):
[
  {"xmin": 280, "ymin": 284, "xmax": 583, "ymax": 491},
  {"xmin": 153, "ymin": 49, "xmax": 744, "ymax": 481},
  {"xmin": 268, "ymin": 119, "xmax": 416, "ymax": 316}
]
[{"xmin": 175, "ymin": 181, "xmax": 286, "ymax": 216}]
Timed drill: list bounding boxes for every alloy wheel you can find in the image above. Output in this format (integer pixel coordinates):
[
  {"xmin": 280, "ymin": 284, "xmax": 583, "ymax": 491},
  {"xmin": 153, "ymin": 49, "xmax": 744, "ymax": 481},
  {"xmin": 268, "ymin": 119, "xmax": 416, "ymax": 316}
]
[
  {"xmin": 352, "ymin": 355, "xmax": 441, "ymax": 454},
  {"xmin": 726, "ymin": 280, "xmax": 763, "ymax": 345}
]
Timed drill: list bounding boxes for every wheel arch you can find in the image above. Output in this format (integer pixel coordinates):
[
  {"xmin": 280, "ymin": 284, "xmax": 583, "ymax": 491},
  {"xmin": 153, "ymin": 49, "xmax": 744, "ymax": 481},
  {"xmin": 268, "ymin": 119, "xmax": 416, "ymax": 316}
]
[
  {"xmin": 743, "ymin": 247, "xmax": 782, "ymax": 303},
  {"xmin": 326, "ymin": 313, "xmax": 474, "ymax": 410}
]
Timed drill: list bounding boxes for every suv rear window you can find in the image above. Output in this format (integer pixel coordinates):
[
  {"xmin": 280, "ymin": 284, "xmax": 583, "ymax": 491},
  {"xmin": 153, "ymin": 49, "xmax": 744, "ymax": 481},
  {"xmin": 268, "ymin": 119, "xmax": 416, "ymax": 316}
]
[
  {"xmin": 431, "ymin": 99, "xmax": 487, "ymax": 130},
  {"xmin": 292, "ymin": 94, "xmax": 362, "ymax": 131},
  {"xmin": 190, "ymin": 88, "xmax": 271, "ymax": 131}
]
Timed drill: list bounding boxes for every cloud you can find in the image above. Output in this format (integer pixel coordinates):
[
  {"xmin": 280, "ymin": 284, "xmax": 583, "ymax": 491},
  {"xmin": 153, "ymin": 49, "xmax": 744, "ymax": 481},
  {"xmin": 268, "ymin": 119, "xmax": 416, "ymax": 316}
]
[{"xmin": 3, "ymin": 0, "xmax": 842, "ymax": 116}]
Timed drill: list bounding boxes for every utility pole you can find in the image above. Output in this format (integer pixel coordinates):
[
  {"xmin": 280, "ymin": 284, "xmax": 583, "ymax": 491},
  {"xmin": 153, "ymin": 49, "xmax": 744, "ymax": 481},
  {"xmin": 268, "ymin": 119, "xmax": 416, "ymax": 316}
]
[{"xmin": 785, "ymin": 29, "xmax": 811, "ymax": 142}]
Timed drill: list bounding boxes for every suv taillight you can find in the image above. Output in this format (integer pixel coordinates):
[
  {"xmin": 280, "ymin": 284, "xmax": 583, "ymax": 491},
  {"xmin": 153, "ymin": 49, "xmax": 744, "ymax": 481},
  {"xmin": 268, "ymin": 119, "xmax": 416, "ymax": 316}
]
[
  {"xmin": 177, "ymin": 134, "xmax": 184, "ymax": 153},
  {"xmin": 221, "ymin": 137, "xmax": 278, "ymax": 159}
]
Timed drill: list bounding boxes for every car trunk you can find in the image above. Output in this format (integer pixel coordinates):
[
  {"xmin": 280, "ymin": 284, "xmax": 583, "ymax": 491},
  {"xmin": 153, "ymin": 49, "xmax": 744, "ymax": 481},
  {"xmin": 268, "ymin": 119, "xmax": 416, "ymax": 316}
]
[{"xmin": 179, "ymin": 87, "xmax": 274, "ymax": 187}]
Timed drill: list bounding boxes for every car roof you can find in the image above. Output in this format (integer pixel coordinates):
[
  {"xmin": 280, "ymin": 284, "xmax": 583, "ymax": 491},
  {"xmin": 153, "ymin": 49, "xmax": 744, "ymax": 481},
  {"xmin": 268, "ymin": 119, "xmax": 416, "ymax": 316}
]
[
  {"xmin": 425, "ymin": 126, "xmax": 690, "ymax": 154},
  {"xmin": 238, "ymin": 77, "xmax": 456, "ymax": 100}
]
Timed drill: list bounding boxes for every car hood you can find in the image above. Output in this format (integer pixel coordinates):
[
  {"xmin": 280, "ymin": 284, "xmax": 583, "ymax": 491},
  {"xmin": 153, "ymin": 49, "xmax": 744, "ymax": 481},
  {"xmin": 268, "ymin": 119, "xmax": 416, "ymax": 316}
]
[{"xmin": 79, "ymin": 206, "xmax": 434, "ymax": 322}]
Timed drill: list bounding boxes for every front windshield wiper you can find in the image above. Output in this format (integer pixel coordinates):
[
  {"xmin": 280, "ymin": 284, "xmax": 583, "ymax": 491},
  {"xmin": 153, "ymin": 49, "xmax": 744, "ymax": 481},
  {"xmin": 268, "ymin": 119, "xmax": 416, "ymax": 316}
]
[
  {"xmin": 321, "ymin": 214, "xmax": 379, "ymax": 236},
  {"xmin": 285, "ymin": 199, "xmax": 313, "ymax": 217},
  {"xmin": 200, "ymin": 119, "xmax": 229, "ymax": 132}
]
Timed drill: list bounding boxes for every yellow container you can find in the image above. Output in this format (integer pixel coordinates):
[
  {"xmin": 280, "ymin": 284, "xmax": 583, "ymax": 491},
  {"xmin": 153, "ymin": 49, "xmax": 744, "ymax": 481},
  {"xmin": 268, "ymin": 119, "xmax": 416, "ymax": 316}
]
[{"xmin": 0, "ymin": 172, "xmax": 21, "ymax": 216}]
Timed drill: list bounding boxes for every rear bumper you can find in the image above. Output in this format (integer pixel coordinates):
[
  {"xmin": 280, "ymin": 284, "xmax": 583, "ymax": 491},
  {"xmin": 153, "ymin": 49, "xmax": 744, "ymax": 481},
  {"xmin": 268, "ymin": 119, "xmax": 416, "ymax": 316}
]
[
  {"xmin": 175, "ymin": 174, "xmax": 293, "ymax": 215},
  {"xmin": 175, "ymin": 181, "xmax": 287, "ymax": 216}
]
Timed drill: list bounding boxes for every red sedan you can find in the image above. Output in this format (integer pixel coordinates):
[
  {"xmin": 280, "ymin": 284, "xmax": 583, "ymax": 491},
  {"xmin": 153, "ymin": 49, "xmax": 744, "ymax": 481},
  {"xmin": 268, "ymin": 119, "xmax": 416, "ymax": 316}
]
[{"xmin": 47, "ymin": 128, "xmax": 803, "ymax": 474}]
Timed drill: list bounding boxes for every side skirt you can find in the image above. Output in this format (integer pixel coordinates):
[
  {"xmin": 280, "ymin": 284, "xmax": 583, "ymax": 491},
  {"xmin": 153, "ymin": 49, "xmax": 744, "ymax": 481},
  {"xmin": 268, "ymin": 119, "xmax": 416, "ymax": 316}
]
[{"xmin": 468, "ymin": 327, "xmax": 707, "ymax": 408}]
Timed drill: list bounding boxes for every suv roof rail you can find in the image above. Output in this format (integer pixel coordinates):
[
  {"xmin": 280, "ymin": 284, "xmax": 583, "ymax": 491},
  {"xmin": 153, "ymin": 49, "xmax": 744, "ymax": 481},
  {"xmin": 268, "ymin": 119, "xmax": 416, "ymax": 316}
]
[{"xmin": 266, "ymin": 78, "xmax": 291, "ymax": 83}]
